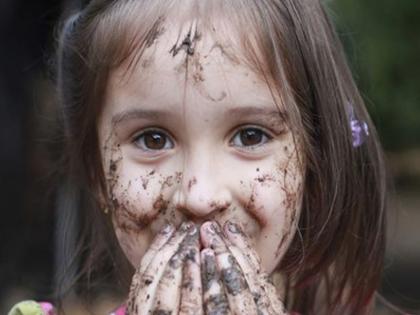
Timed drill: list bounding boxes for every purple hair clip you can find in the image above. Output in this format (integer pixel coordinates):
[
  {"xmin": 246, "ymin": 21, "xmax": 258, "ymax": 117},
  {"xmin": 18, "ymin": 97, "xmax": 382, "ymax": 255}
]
[{"xmin": 348, "ymin": 103, "xmax": 369, "ymax": 147}]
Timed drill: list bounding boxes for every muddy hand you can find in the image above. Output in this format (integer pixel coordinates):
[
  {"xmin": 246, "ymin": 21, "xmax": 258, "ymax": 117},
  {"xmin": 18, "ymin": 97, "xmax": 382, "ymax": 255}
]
[
  {"xmin": 201, "ymin": 221, "xmax": 289, "ymax": 315},
  {"xmin": 127, "ymin": 221, "xmax": 202, "ymax": 315}
]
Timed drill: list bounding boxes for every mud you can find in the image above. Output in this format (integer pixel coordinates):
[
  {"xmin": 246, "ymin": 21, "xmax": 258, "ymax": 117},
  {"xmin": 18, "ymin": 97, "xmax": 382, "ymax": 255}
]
[
  {"xmin": 168, "ymin": 253, "xmax": 183, "ymax": 269},
  {"xmin": 208, "ymin": 41, "xmax": 240, "ymax": 65},
  {"xmin": 145, "ymin": 16, "xmax": 166, "ymax": 48},
  {"xmin": 202, "ymin": 90, "xmax": 227, "ymax": 102},
  {"xmin": 191, "ymin": 55, "xmax": 205, "ymax": 83},
  {"xmin": 204, "ymin": 293, "xmax": 229, "ymax": 315},
  {"xmin": 184, "ymin": 247, "xmax": 197, "ymax": 263},
  {"xmin": 144, "ymin": 278, "xmax": 153, "ymax": 286},
  {"xmin": 201, "ymin": 252, "xmax": 218, "ymax": 292},
  {"xmin": 169, "ymin": 28, "xmax": 201, "ymax": 57},
  {"xmin": 141, "ymin": 176, "xmax": 149, "ymax": 190},
  {"xmin": 190, "ymin": 51, "xmax": 228, "ymax": 102},
  {"xmin": 103, "ymin": 128, "xmax": 124, "ymax": 215},
  {"xmin": 175, "ymin": 171, "xmax": 183, "ymax": 183},
  {"xmin": 254, "ymin": 173, "xmax": 275, "ymax": 186},
  {"xmin": 227, "ymin": 222, "xmax": 240, "ymax": 234},
  {"xmin": 245, "ymin": 190, "xmax": 256, "ymax": 213},
  {"xmin": 208, "ymin": 200, "xmax": 230, "ymax": 212},
  {"xmin": 153, "ymin": 193, "xmax": 169, "ymax": 215},
  {"xmin": 221, "ymin": 255, "xmax": 247, "ymax": 296},
  {"xmin": 188, "ymin": 177, "xmax": 197, "ymax": 191},
  {"xmin": 182, "ymin": 270, "xmax": 194, "ymax": 292},
  {"xmin": 170, "ymin": 231, "xmax": 199, "ymax": 270},
  {"xmin": 161, "ymin": 175, "xmax": 175, "ymax": 189},
  {"xmin": 274, "ymin": 144, "xmax": 303, "ymax": 257}
]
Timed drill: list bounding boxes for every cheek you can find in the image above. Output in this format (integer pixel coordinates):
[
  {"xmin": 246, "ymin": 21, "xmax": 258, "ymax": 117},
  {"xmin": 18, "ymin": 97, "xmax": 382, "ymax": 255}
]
[
  {"xmin": 103, "ymin": 147, "xmax": 180, "ymax": 266},
  {"xmin": 250, "ymin": 152, "xmax": 303, "ymax": 273},
  {"xmin": 113, "ymin": 222, "xmax": 153, "ymax": 267}
]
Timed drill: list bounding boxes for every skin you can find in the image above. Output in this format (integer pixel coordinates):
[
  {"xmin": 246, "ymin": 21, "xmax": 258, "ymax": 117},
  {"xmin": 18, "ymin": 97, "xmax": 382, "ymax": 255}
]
[{"xmin": 98, "ymin": 18, "xmax": 303, "ymax": 314}]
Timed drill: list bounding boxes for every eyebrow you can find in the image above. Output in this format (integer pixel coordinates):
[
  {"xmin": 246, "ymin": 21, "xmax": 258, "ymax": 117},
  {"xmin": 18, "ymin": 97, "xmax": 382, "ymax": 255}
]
[
  {"xmin": 227, "ymin": 106, "xmax": 287, "ymax": 120},
  {"xmin": 111, "ymin": 108, "xmax": 172, "ymax": 126},
  {"xmin": 111, "ymin": 105, "xmax": 287, "ymax": 127}
]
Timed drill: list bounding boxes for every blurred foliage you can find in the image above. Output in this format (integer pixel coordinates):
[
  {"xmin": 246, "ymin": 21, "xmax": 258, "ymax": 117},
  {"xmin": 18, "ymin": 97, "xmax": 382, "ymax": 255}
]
[{"xmin": 329, "ymin": 0, "xmax": 420, "ymax": 152}]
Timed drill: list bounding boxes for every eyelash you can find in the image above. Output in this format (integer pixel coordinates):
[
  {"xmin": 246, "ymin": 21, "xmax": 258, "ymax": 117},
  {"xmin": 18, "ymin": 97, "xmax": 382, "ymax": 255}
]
[
  {"xmin": 132, "ymin": 128, "xmax": 175, "ymax": 152},
  {"xmin": 131, "ymin": 125, "xmax": 274, "ymax": 152},
  {"xmin": 229, "ymin": 126, "xmax": 273, "ymax": 149}
]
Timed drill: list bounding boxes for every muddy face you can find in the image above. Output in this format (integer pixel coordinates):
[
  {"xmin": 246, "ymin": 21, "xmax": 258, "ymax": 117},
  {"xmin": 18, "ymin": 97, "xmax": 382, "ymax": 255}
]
[{"xmin": 97, "ymin": 19, "xmax": 303, "ymax": 273}]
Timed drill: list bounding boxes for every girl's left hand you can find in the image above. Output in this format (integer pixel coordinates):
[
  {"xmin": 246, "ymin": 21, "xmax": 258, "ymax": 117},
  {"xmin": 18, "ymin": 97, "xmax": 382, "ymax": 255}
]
[{"xmin": 200, "ymin": 221, "xmax": 289, "ymax": 315}]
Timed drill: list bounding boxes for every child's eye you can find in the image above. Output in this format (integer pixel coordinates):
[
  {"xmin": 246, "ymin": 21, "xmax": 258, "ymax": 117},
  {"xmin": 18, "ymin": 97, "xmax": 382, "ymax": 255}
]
[
  {"xmin": 132, "ymin": 129, "xmax": 174, "ymax": 151},
  {"xmin": 230, "ymin": 127, "xmax": 273, "ymax": 148}
]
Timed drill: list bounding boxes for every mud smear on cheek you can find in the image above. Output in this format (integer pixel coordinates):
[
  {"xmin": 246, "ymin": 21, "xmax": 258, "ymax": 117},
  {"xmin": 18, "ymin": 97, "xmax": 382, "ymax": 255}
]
[
  {"xmin": 275, "ymin": 145, "xmax": 303, "ymax": 257},
  {"xmin": 105, "ymin": 139, "xmax": 157, "ymax": 233},
  {"xmin": 153, "ymin": 193, "xmax": 169, "ymax": 216},
  {"xmin": 187, "ymin": 176, "xmax": 197, "ymax": 191},
  {"xmin": 254, "ymin": 173, "xmax": 276, "ymax": 187},
  {"xmin": 244, "ymin": 187, "xmax": 267, "ymax": 229},
  {"xmin": 153, "ymin": 172, "xmax": 183, "ymax": 216},
  {"xmin": 139, "ymin": 169, "xmax": 156, "ymax": 190}
]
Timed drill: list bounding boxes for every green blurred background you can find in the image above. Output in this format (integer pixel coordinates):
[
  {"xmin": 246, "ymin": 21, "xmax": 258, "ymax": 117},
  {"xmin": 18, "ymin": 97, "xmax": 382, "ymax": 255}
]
[{"xmin": 0, "ymin": 0, "xmax": 419, "ymax": 314}]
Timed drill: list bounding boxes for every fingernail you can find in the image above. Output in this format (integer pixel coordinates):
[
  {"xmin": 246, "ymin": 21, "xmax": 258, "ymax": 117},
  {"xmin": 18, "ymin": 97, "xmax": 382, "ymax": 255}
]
[
  {"xmin": 227, "ymin": 221, "xmax": 240, "ymax": 234},
  {"xmin": 180, "ymin": 221, "xmax": 193, "ymax": 232},
  {"xmin": 201, "ymin": 248, "xmax": 214, "ymax": 258},
  {"xmin": 188, "ymin": 223, "xmax": 197, "ymax": 235},
  {"xmin": 205, "ymin": 222, "xmax": 215, "ymax": 234},
  {"xmin": 212, "ymin": 222, "xmax": 222, "ymax": 233},
  {"xmin": 161, "ymin": 223, "xmax": 173, "ymax": 234}
]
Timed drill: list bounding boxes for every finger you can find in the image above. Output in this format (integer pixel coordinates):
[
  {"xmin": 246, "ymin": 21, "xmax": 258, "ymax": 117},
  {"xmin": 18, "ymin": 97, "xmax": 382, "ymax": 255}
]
[
  {"xmin": 139, "ymin": 223, "xmax": 175, "ymax": 275},
  {"xmin": 224, "ymin": 221, "xmax": 287, "ymax": 315},
  {"xmin": 201, "ymin": 248, "xmax": 231, "ymax": 315},
  {"xmin": 224, "ymin": 221, "xmax": 261, "ymax": 271},
  {"xmin": 179, "ymin": 232, "xmax": 203, "ymax": 315},
  {"xmin": 202, "ymin": 222, "xmax": 258, "ymax": 315},
  {"xmin": 264, "ymin": 277, "xmax": 288, "ymax": 315},
  {"xmin": 151, "ymin": 250, "xmax": 183, "ymax": 314},
  {"xmin": 127, "ymin": 223, "xmax": 175, "ymax": 312},
  {"xmin": 128, "ymin": 221, "xmax": 196, "ymax": 315}
]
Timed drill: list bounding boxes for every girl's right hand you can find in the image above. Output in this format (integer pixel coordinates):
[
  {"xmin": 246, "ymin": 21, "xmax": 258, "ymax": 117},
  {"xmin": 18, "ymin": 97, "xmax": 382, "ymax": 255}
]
[{"xmin": 127, "ymin": 221, "xmax": 203, "ymax": 315}]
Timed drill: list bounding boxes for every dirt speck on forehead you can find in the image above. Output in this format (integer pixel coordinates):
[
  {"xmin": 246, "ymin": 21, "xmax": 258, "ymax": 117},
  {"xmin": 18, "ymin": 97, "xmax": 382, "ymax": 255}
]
[
  {"xmin": 170, "ymin": 26, "xmax": 201, "ymax": 57},
  {"xmin": 145, "ymin": 16, "xmax": 166, "ymax": 48}
]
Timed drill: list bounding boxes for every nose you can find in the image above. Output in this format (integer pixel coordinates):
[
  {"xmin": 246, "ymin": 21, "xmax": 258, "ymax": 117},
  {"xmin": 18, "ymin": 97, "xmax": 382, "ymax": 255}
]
[{"xmin": 174, "ymin": 149, "xmax": 232, "ymax": 219}]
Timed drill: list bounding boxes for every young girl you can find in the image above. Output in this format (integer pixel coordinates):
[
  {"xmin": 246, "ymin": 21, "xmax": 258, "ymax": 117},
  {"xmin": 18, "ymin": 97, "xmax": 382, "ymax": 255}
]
[{"xmin": 9, "ymin": 0, "xmax": 389, "ymax": 314}]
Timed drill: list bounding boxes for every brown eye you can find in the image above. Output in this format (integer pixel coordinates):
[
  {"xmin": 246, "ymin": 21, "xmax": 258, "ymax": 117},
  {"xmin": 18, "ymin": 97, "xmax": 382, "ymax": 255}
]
[
  {"xmin": 134, "ymin": 130, "xmax": 174, "ymax": 151},
  {"xmin": 231, "ymin": 127, "xmax": 272, "ymax": 148}
]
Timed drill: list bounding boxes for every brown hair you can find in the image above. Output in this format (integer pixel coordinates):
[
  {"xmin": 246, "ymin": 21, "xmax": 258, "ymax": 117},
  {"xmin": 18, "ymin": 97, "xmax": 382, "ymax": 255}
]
[{"xmin": 55, "ymin": 0, "xmax": 387, "ymax": 314}]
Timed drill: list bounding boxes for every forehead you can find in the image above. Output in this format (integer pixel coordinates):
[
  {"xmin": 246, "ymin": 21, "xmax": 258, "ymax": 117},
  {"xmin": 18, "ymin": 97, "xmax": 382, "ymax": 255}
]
[{"xmin": 107, "ymin": 19, "xmax": 282, "ymax": 115}]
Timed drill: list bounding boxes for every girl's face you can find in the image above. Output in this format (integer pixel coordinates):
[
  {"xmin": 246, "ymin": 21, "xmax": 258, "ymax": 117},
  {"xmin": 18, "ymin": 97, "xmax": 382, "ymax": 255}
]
[{"xmin": 98, "ymin": 24, "xmax": 303, "ymax": 274}]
